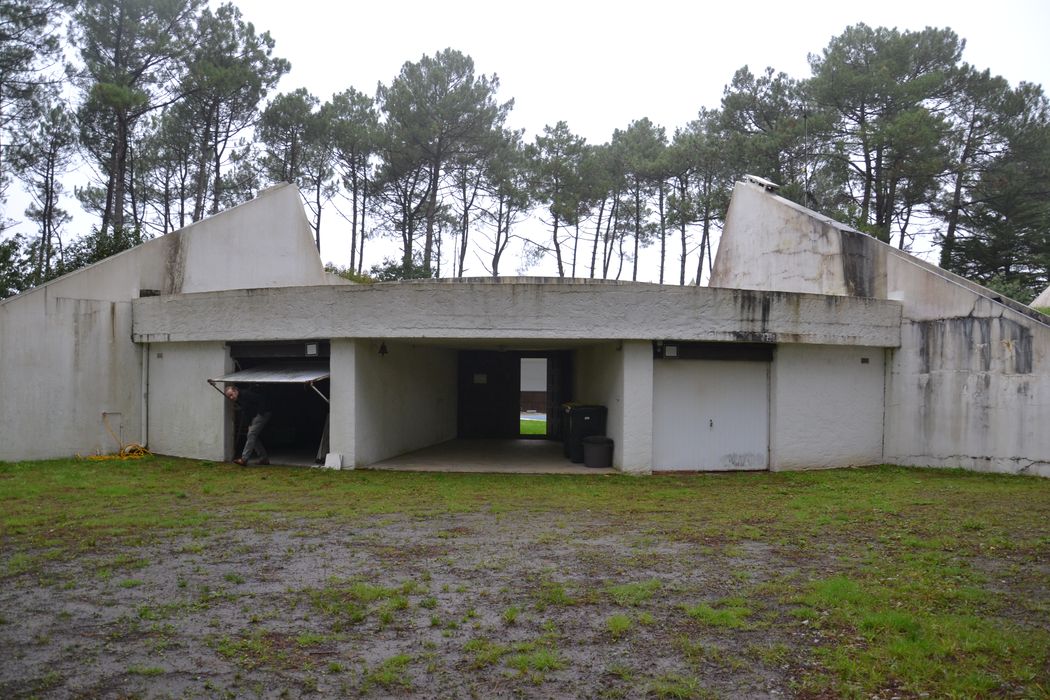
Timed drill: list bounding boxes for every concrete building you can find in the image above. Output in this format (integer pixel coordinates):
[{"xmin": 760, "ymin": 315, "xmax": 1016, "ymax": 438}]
[
  {"xmin": 1031, "ymin": 285, "xmax": 1050, "ymax": 309},
  {"xmin": 1, "ymin": 180, "xmax": 1046, "ymax": 476}
]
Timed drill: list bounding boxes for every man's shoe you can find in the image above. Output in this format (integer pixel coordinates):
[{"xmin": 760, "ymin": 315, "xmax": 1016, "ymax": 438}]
[
  {"xmin": 233, "ymin": 458, "xmax": 246, "ymax": 466},
  {"xmin": 257, "ymin": 458, "xmax": 270, "ymax": 465}
]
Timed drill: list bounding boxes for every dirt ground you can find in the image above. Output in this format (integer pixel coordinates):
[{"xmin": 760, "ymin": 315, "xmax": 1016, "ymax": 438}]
[{"xmin": 1, "ymin": 508, "xmax": 825, "ymax": 698}]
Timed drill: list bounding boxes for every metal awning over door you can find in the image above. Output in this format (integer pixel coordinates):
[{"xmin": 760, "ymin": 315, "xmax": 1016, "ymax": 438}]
[{"xmin": 207, "ymin": 364, "xmax": 330, "ymax": 403}]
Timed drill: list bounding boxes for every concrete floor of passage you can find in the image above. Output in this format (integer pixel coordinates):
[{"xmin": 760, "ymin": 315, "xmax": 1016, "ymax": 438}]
[{"xmin": 367, "ymin": 438, "xmax": 617, "ymax": 475}]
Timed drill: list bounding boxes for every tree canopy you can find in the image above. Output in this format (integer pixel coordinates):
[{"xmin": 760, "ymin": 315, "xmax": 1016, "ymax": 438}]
[{"xmin": 1, "ymin": 8, "xmax": 1047, "ymax": 301}]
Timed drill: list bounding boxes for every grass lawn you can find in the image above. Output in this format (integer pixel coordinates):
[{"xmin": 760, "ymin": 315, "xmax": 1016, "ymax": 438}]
[
  {"xmin": 519, "ymin": 419, "xmax": 547, "ymax": 435},
  {"xmin": 1, "ymin": 456, "xmax": 1048, "ymax": 698}
]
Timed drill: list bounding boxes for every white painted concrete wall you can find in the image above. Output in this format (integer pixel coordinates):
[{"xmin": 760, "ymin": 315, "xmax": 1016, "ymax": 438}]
[
  {"xmin": 146, "ymin": 342, "xmax": 229, "ymax": 460},
  {"xmin": 713, "ymin": 180, "xmax": 1050, "ymax": 476},
  {"xmin": 620, "ymin": 341, "xmax": 654, "ymax": 473},
  {"xmin": 652, "ymin": 359, "xmax": 769, "ymax": 471},
  {"xmin": 574, "ymin": 343, "xmax": 627, "ymax": 470},
  {"xmin": 328, "ymin": 339, "xmax": 357, "ymax": 467},
  {"xmin": 574, "ymin": 342, "xmax": 653, "ymax": 473},
  {"xmin": 770, "ymin": 345, "xmax": 885, "ymax": 470},
  {"xmin": 350, "ymin": 340, "xmax": 457, "ymax": 467},
  {"xmin": 0, "ymin": 184, "xmax": 331, "ymax": 461}
]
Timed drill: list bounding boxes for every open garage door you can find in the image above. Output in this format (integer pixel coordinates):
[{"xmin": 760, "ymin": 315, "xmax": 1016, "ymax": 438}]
[
  {"xmin": 208, "ymin": 362, "xmax": 330, "ymax": 464},
  {"xmin": 208, "ymin": 364, "xmax": 330, "ymax": 400},
  {"xmin": 652, "ymin": 342, "xmax": 771, "ymax": 471}
]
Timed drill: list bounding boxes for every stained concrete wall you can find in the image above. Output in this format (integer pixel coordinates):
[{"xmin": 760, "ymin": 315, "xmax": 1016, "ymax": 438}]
[
  {"xmin": 133, "ymin": 280, "xmax": 902, "ymax": 348},
  {"xmin": 349, "ymin": 340, "xmax": 457, "ymax": 467},
  {"xmin": 146, "ymin": 342, "xmax": 229, "ymax": 461},
  {"xmin": 712, "ymin": 180, "xmax": 1050, "ymax": 476},
  {"xmin": 0, "ymin": 296, "xmax": 140, "ymax": 460},
  {"xmin": 770, "ymin": 345, "xmax": 885, "ymax": 470},
  {"xmin": 0, "ymin": 184, "xmax": 331, "ymax": 461}
]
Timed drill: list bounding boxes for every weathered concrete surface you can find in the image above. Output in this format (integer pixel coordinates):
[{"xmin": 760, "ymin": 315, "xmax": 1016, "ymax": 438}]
[
  {"xmin": 0, "ymin": 297, "xmax": 139, "ymax": 460},
  {"xmin": 713, "ymin": 181, "xmax": 1050, "ymax": 477},
  {"xmin": 770, "ymin": 345, "xmax": 886, "ymax": 470},
  {"xmin": 0, "ymin": 185, "xmax": 331, "ymax": 461},
  {"xmin": 132, "ymin": 280, "xmax": 902, "ymax": 348},
  {"xmin": 146, "ymin": 342, "xmax": 229, "ymax": 461}
]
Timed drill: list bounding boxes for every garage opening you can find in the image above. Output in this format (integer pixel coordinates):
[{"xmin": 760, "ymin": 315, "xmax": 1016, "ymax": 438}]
[{"xmin": 209, "ymin": 341, "xmax": 330, "ymax": 465}]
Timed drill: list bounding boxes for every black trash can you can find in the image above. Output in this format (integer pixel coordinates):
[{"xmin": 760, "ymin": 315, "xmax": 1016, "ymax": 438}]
[
  {"xmin": 562, "ymin": 404, "xmax": 608, "ymax": 463},
  {"xmin": 582, "ymin": 435, "xmax": 614, "ymax": 468}
]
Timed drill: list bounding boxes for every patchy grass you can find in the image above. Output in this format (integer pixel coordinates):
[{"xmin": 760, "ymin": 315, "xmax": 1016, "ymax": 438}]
[
  {"xmin": 365, "ymin": 653, "xmax": 412, "ymax": 690},
  {"xmin": 685, "ymin": 597, "xmax": 753, "ymax": 629},
  {"xmin": 1, "ymin": 456, "xmax": 1049, "ymax": 698},
  {"xmin": 607, "ymin": 579, "xmax": 661, "ymax": 606},
  {"xmin": 305, "ymin": 578, "xmax": 416, "ymax": 631},
  {"xmin": 606, "ymin": 613, "xmax": 633, "ymax": 639}
]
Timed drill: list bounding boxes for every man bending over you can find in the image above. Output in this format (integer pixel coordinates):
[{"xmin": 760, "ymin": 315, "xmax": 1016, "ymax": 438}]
[{"xmin": 225, "ymin": 385, "xmax": 271, "ymax": 466}]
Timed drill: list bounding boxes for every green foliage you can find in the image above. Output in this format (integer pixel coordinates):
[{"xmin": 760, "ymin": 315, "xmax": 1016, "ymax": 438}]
[
  {"xmin": 981, "ymin": 275, "xmax": 1036, "ymax": 304},
  {"xmin": 323, "ymin": 263, "xmax": 373, "ymax": 284},
  {"xmin": 506, "ymin": 646, "xmax": 565, "ymax": 674},
  {"xmin": 376, "ymin": 48, "xmax": 511, "ymax": 274},
  {"xmin": 71, "ymin": 0, "xmax": 205, "ymax": 238},
  {"xmin": 0, "ymin": 234, "xmax": 28, "ymax": 298},
  {"xmin": 0, "ymin": 0, "xmax": 73, "ymax": 191},
  {"xmin": 368, "ymin": 256, "xmax": 435, "ymax": 281}
]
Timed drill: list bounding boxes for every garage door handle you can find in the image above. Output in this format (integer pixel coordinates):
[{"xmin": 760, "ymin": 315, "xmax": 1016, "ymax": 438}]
[{"xmin": 709, "ymin": 419, "xmax": 713, "ymax": 428}]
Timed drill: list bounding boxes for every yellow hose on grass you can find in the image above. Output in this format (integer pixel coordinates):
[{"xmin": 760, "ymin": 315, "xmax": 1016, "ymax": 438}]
[{"xmin": 79, "ymin": 413, "xmax": 152, "ymax": 461}]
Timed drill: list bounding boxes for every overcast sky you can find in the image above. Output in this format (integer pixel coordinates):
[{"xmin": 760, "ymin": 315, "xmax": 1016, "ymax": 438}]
[
  {"xmin": 247, "ymin": 0, "xmax": 1050, "ymax": 145},
  {"xmin": 228, "ymin": 0, "xmax": 1049, "ymax": 278}
]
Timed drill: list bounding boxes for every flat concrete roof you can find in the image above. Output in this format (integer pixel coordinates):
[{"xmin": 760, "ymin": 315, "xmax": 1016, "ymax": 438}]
[{"xmin": 132, "ymin": 279, "xmax": 902, "ymax": 348}]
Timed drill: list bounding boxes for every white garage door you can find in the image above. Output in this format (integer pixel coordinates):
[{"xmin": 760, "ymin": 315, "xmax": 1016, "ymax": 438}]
[{"xmin": 652, "ymin": 359, "xmax": 769, "ymax": 471}]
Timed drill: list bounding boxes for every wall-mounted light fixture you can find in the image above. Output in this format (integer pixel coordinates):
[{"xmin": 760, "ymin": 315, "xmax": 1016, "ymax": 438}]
[{"xmin": 378, "ymin": 341, "xmax": 388, "ymax": 357}]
